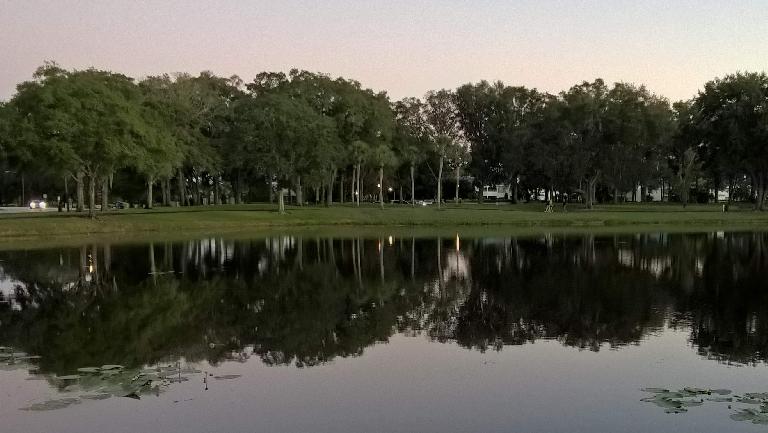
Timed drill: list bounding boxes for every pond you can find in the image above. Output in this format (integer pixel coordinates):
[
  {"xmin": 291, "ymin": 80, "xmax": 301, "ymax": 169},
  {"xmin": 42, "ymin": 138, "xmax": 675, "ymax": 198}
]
[{"xmin": 2, "ymin": 231, "xmax": 768, "ymax": 433}]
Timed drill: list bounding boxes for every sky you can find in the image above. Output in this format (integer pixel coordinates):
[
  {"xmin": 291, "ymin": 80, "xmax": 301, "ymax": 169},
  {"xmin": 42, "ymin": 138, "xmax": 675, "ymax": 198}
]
[{"xmin": 2, "ymin": 0, "xmax": 767, "ymax": 102}]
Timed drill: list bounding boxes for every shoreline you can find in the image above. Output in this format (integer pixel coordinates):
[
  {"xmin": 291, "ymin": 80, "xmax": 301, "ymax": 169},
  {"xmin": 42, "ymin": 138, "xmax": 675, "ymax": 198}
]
[{"xmin": 1, "ymin": 203, "xmax": 767, "ymax": 248}]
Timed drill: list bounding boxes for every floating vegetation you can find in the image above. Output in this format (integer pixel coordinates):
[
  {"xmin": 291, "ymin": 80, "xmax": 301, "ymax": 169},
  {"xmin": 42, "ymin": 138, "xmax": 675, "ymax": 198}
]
[
  {"xmin": 641, "ymin": 386, "xmax": 768, "ymax": 425},
  {"xmin": 0, "ymin": 346, "xmax": 42, "ymax": 369},
  {"xmin": 20, "ymin": 398, "xmax": 81, "ymax": 411},
  {"xmin": 56, "ymin": 375, "xmax": 81, "ymax": 381},
  {"xmin": 213, "ymin": 374, "xmax": 242, "ymax": 380},
  {"xmin": 1, "ymin": 344, "xmax": 243, "ymax": 412},
  {"xmin": 731, "ymin": 408, "xmax": 768, "ymax": 424},
  {"xmin": 15, "ymin": 359, "xmax": 213, "ymax": 411},
  {"xmin": 80, "ymin": 393, "xmax": 112, "ymax": 401}
]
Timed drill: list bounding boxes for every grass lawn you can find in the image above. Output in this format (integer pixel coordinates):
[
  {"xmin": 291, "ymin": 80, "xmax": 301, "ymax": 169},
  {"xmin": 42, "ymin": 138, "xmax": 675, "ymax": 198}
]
[{"xmin": 0, "ymin": 201, "xmax": 767, "ymax": 245}]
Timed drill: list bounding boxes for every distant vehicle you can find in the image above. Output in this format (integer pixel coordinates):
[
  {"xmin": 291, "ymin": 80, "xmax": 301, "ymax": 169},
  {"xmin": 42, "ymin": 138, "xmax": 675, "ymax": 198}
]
[
  {"xmin": 28, "ymin": 199, "xmax": 47, "ymax": 209},
  {"xmin": 416, "ymin": 200, "xmax": 434, "ymax": 206},
  {"xmin": 114, "ymin": 201, "xmax": 128, "ymax": 209}
]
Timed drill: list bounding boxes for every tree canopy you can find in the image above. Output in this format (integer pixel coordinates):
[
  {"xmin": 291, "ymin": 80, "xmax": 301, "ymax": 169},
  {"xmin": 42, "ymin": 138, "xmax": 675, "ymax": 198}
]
[{"xmin": 1, "ymin": 63, "xmax": 766, "ymax": 211}]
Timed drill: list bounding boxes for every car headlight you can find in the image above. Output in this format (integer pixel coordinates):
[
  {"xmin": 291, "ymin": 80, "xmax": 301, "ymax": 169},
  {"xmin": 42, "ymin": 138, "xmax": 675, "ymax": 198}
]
[
  {"xmin": 29, "ymin": 202, "xmax": 35, "ymax": 208},
  {"xmin": 39, "ymin": 202, "xmax": 46, "ymax": 209}
]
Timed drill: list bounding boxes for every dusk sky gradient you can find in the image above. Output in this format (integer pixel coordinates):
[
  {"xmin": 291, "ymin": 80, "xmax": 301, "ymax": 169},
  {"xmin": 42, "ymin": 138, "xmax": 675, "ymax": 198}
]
[{"xmin": 2, "ymin": 0, "xmax": 767, "ymax": 101}]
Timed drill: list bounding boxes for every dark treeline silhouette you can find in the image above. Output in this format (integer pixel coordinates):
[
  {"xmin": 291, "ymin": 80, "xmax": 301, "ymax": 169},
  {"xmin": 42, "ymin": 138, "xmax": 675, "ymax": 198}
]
[
  {"xmin": 2, "ymin": 64, "xmax": 768, "ymax": 213},
  {"xmin": 2, "ymin": 232, "xmax": 768, "ymax": 375}
]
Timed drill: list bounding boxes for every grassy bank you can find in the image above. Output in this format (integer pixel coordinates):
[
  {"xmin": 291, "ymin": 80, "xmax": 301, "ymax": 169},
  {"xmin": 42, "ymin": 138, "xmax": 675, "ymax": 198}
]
[{"xmin": 1, "ymin": 202, "xmax": 767, "ymax": 244}]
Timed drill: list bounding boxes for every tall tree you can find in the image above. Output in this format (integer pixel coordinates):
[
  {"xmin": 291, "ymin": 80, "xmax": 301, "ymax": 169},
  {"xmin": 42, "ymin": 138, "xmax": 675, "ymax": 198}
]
[
  {"xmin": 560, "ymin": 79, "xmax": 611, "ymax": 208},
  {"xmin": 369, "ymin": 144, "xmax": 398, "ymax": 209},
  {"xmin": 424, "ymin": 89, "xmax": 463, "ymax": 209},
  {"xmin": 229, "ymin": 92, "xmax": 339, "ymax": 214},
  {"xmin": 8, "ymin": 64, "xmax": 151, "ymax": 217},
  {"xmin": 393, "ymin": 97, "xmax": 429, "ymax": 206},
  {"xmin": 694, "ymin": 72, "xmax": 768, "ymax": 209}
]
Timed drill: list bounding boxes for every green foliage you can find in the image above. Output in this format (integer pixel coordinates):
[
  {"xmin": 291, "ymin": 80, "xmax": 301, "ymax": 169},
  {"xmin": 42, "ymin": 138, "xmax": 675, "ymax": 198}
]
[
  {"xmin": 1, "ymin": 63, "xmax": 766, "ymax": 210},
  {"xmin": 693, "ymin": 72, "xmax": 768, "ymax": 208}
]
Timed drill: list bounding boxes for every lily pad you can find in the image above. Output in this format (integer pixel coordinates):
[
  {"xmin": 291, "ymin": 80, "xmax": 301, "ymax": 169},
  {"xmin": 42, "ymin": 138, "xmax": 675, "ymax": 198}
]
[
  {"xmin": 641, "ymin": 387, "xmax": 669, "ymax": 393},
  {"xmin": 707, "ymin": 397, "xmax": 733, "ymax": 403},
  {"xmin": 213, "ymin": 374, "xmax": 241, "ymax": 380},
  {"xmin": 20, "ymin": 398, "xmax": 81, "ymax": 411},
  {"xmin": 56, "ymin": 375, "xmax": 81, "ymax": 381},
  {"xmin": 80, "ymin": 393, "xmax": 112, "ymax": 400},
  {"xmin": 731, "ymin": 408, "xmax": 768, "ymax": 424},
  {"xmin": 664, "ymin": 407, "xmax": 687, "ymax": 414},
  {"xmin": 641, "ymin": 395, "xmax": 684, "ymax": 410},
  {"xmin": 738, "ymin": 397, "xmax": 762, "ymax": 405},
  {"xmin": 100, "ymin": 365, "xmax": 124, "ymax": 371}
]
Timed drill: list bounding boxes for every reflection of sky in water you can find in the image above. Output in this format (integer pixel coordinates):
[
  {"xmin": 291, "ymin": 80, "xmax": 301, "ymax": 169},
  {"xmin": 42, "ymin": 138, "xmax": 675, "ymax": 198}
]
[{"xmin": 2, "ymin": 329, "xmax": 768, "ymax": 433}]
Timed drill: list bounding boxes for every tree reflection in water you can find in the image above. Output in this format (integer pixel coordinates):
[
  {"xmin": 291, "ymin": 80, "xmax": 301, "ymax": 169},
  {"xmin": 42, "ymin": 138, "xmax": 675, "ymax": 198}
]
[{"xmin": 1, "ymin": 231, "xmax": 768, "ymax": 376}]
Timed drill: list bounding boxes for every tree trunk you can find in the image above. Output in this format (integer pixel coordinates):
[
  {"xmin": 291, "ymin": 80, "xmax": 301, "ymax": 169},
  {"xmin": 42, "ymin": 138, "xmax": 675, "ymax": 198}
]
[
  {"xmin": 64, "ymin": 175, "xmax": 70, "ymax": 212},
  {"xmin": 378, "ymin": 167, "xmax": 384, "ymax": 210},
  {"xmin": 513, "ymin": 181, "xmax": 519, "ymax": 204},
  {"xmin": 358, "ymin": 165, "xmax": 363, "ymax": 206},
  {"xmin": 88, "ymin": 175, "xmax": 96, "ymax": 218},
  {"xmin": 586, "ymin": 174, "xmax": 599, "ymax": 209},
  {"xmin": 296, "ymin": 176, "xmax": 303, "ymax": 206},
  {"xmin": 20, "ymin": 173, "xmax": 24, "ymax": 207},
  {"xmin": 614, "ymin": 187, "xmax": 619, "ymax": 204},
  {"xmin": 193, "ymin": 173, "xmax": 202, "ymax": 205},
  {"xmin": 326, "ymin": 168, "xmax": 336, "ymax": 207},
  {"xmin": 100, "ymin": 177, "xmax": 108, "ymax": 211},
  {"xmin": 166, "ymin": 177, "xmax": 172, "ymax": 205},
  {"xmin": 146, "ymin": 175, "xmax": 154, "ymax": 209},
  {"xmin": 756, "ymin": 172, "xmax": 766, "ymax": 211},
  {"xmin": 352, "ymin": 165, "xmax": 358, "ymax": 206},
  {"xmin": 728, "ymin": 178, "xmax": 734, "ymax": 204},
  {"xmin": 76, "ymin": 171, "xmax": 85, "ymax": 212},
  {"xmin": 278, "ymin": 188, "xmax": 286, "ymax": 214},
  {"xmin": 454, "ymin": 165, "xmax": 460, "ymax": 203},
  {"xmin": 410, "ymin": 164, "xmax": 416, "ymax": 207},
  {"xmin": 214, "ymin": 175, "xmax": 221, "ymax": 205},
  {"xmin": 437, "ymin": 156, "xmax": 444, "ymax": 209},
  {"xmin": 339, "ymin": 172, "xmax": 344, "ymax": 204},
  {"xmin": 177, "ymin": 168, "xmax": 187, "ymax": 206}
]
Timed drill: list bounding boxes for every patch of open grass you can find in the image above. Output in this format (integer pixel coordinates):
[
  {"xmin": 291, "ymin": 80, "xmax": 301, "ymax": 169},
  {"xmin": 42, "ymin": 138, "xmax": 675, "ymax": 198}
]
[{"xmin": 0, "ymin": 202, "xmax": 766, "ymax": 245}]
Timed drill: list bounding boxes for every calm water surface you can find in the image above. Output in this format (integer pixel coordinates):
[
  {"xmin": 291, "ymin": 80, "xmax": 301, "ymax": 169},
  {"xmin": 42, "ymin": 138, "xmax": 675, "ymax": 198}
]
[{"xmin": 2, "ymin": 232, "xmax": 768, "ymax": 433}]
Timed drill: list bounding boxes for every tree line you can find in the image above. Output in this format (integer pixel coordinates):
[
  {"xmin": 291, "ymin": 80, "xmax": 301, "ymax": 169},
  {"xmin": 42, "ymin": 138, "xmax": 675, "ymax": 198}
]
[{"xmin": 1, "ymin": 62, "xmax": 767, "ymax": 215}]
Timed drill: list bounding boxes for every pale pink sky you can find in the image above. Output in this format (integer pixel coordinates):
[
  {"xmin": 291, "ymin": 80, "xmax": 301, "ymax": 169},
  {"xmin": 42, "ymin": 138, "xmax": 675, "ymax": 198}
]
[{"xmin": 2, "ymin": 0, "xmax": 767, "ymax": 101}]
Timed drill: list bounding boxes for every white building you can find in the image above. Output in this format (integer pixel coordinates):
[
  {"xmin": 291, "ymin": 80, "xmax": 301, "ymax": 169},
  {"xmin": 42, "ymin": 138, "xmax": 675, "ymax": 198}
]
[{"xmin": 482, "ymin": 184, "xmax": 513, "ymax": 200}]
